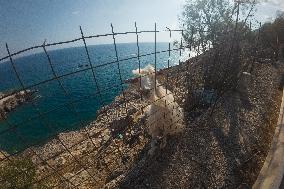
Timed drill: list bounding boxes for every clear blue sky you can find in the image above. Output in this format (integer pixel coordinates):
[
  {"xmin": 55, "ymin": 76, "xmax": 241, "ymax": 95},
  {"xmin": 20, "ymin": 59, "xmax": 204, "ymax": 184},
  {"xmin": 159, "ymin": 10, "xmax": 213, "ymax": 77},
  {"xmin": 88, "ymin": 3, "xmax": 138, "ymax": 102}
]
[{"xmin": 0, "ymin": 0, "xmax": 283, "ymax": 58}]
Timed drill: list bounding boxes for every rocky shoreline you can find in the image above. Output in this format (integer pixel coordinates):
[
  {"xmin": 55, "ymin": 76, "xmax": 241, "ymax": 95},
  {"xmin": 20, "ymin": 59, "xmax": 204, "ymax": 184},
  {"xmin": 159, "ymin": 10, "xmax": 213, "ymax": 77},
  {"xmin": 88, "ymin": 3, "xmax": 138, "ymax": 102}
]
[
  {"xmin": 1, "ymin": 55, "xmax": 283, "ymax": 188},
  {"xmin": 20, "ymin": 83, "xmax": 151, "ymax": 188},
  {"xmin": 0, "ymin": 90, "xmax": 37, "ymax": 120}
]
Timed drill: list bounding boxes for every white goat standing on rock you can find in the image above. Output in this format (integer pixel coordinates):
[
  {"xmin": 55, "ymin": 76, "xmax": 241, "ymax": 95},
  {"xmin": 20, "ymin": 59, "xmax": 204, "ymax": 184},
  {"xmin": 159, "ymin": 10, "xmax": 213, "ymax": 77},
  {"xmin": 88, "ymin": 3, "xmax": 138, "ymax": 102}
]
[{"xmin": 132, "ymin": 65, "xmax": 184, "ymax": 156}]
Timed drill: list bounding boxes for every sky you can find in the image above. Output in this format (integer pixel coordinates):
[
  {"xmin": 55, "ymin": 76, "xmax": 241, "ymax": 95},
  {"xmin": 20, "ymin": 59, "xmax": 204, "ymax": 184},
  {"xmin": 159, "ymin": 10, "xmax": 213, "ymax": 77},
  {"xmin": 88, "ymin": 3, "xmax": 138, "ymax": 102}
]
[{"xmin": 0, "ymin": 0, "xmax": 284, "ymax": 59}]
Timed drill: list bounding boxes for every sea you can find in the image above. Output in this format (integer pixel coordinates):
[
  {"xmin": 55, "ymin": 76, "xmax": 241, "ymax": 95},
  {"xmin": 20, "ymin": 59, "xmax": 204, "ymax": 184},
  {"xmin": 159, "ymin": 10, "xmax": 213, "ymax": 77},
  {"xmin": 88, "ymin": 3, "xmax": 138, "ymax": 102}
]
[{"xmin": 0, "ymin": 42, "xmax": 189, "ymax": 153}]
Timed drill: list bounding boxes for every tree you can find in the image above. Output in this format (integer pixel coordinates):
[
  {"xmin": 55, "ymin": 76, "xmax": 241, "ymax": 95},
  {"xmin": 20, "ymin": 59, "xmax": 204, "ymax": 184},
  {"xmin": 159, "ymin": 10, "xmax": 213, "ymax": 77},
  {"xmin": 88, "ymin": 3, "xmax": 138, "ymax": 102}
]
[
  {"xmin": 181, "ymin": 0, "xmax": 261, "ymax": 114},
  {"xmin": 180, "ymin": 0, "xmax": 258, "ymax": 53},
  {"xmin": 259, "ymin": 10, "xmax": 284, "ymax": 59},
  {"xmin": 274, "ymin": 11, "xmax": 284, "ymax": 45}
]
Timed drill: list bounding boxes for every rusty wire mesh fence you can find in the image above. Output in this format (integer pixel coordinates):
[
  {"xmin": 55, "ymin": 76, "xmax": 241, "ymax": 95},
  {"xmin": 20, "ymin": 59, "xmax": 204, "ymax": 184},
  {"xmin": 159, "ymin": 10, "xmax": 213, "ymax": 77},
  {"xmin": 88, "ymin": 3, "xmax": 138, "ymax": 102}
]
[
  {"xmin": 0, "ymin": 2, "xmax": 268, "ymax": 186},
  {"xmin": 0, "ymin": 22, "xmax": 193, "ymax": 188}
]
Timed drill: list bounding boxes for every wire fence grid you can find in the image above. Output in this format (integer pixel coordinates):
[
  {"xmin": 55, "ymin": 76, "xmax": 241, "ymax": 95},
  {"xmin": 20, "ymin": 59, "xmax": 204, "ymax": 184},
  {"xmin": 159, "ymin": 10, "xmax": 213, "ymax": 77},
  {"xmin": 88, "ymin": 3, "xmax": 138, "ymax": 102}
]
[
  {"xmin": 0, "ymin": 2, "xmax": 269, "ymax": 186},
  {"xmin": 0, "ymin": 22, "xmax": 192, "ymax": 188}
]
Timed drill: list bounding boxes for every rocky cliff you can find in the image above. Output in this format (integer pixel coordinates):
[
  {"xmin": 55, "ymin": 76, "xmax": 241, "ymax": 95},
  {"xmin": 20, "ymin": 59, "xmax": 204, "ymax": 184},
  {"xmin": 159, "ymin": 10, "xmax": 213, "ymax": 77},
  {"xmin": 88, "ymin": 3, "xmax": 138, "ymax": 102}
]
[
  {"xmin": 0, "ymin": 90, "xmax": 36, "ymax": 120},
  {"xmin": 1, "ymin": 55, "xmax": 283, "ymax": 188}
]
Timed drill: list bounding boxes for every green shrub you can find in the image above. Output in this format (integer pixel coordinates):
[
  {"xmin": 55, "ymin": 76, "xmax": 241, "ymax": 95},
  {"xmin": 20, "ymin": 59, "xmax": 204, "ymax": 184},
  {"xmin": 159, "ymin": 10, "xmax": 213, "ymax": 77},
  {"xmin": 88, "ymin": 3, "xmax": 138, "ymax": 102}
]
[{"xmin": 0, "ymin": 157, "xmax": 40, "ymax": 189}]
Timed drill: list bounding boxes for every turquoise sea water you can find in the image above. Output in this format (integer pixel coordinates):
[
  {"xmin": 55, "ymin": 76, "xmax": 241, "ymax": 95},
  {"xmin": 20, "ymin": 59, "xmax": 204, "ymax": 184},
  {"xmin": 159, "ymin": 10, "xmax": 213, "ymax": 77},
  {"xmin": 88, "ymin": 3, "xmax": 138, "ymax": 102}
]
[{"xmin": 0, "ymin": 42, "xmax": 187, "ymax": 153}]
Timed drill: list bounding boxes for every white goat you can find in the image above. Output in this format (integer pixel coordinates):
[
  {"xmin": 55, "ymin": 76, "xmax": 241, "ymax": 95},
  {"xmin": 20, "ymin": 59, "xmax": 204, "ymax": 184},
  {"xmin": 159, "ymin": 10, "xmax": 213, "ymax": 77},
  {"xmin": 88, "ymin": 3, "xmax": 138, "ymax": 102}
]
[{"xmin": 132, "ymin": 65, "xmax": 184, "ymax": 156}]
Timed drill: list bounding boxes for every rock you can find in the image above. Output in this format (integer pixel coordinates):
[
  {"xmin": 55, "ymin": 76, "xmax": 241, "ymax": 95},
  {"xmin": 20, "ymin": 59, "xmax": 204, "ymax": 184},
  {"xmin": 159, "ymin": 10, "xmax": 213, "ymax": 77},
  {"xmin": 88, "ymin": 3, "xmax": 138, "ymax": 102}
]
[
  {"xmin": 110, "ymin": 116, "xmax": 132, "ymax": 138},
  {"xmin": 0, "ymin": 150, "xmax": 8, "ymax": 161},
  {"xmin": 0, "ymin": 89, "xmax": 36, "ymax": 120}
]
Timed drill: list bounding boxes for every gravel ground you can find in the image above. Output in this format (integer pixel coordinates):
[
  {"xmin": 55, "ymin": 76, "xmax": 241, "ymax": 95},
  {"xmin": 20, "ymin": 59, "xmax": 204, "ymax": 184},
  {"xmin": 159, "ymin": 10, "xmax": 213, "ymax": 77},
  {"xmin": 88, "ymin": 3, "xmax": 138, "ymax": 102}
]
[{"xmin": 118, "ymin": 58, "xmax": 284, "ymax": 188}]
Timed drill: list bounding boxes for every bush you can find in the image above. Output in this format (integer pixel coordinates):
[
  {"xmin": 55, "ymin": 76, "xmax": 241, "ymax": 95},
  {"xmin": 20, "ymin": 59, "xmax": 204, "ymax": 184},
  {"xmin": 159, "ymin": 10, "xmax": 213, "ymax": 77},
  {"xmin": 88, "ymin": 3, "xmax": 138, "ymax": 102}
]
[{"xmin": 0, "ymin": 156, "xmax": 45, "ymax": 189}]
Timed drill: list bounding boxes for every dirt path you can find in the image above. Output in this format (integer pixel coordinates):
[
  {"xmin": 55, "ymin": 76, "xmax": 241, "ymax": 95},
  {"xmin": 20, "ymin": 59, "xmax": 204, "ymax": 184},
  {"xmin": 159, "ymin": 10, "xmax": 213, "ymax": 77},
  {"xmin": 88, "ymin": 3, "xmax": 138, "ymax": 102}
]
[{"xmin": 253, "ymin": 60, "xmax": 284, "ymax": 189}]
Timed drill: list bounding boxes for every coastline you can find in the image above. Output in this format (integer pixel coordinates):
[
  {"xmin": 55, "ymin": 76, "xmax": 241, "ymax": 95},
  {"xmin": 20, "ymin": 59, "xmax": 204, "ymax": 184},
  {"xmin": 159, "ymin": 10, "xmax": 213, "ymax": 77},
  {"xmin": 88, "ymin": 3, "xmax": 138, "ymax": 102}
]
[
  {"xmin": 21, "ymin": 82, "xmax": 151, "ymax": 188},
  {"xmin": 0, "ymin": 90, "xmax": 36, "ymax": 120},
  {"xmin": 0, "ymin": 54, "xmax": 283, "ymax": 188}
]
